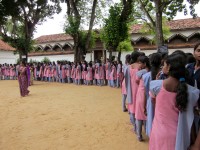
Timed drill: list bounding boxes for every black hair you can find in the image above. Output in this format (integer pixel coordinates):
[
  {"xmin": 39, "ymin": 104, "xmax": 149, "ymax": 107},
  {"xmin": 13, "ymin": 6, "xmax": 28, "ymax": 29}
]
[
  {"xmin": 130, "ymin": 51, "xmax": 141, "ymax": 64},
  {"xmin": 138, "ymin": 55, "xmax": 151, "ymax": 70},
  {"xmin": 21, "ymin": 60, "xmax": 26, "ymax": 66},
  {"xmin": 166, "ymin": 53, "xmax": 188, "ymax": 112},
  {"xmin": 194, "ymin": 42, "xmax": 200, "ymax": 51},
  {"xmin": 186, "ymin": 54, "xmax": 196, "ymax": 64},
  {"xmin": 149, "ymin": 53, "xmax": 162, "ymax": 80},
  {"xmin": 125, "ymin": 54, "xmax": 131, "ymax": 64},
  {"xmin": 88, "ymin": 62, "xmax": 92, "ymax": 67},
  {"xmin": 139, "ymin": 52, "xmax": 146, "ymax": 56},
  {"xmin": 172, "ymin": 50, "xmax": 187, "ymax": 59}
]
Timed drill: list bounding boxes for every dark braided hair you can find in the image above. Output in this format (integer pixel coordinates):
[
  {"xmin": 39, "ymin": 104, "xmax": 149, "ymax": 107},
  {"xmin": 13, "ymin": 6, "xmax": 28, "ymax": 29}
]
[
  {"xmin": 149, "ymin": 53, "xmax": 162, "ymax": 80},
  {"xmin": 166, "ymin": 53, "xmax": 188, "ymax": 112}
]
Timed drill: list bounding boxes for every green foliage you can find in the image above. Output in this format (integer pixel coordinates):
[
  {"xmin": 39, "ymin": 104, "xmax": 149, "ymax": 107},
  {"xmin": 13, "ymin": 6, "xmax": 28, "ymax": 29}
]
[
  {"xmin": 137, "ymin": 0, "xmax": 199, "ymax": 21},
  {"xmin": 117, "ymin": 40, "xmax": 133, "ymax": 52},
  {"xmin": 78, "ymin": 30, "xmax": 97, "ymax": 53},
  {"xmin": 100, "ymin": 2, "xmax": 133, "ymax": 52},
  {"xmin": 41, "ymin": 57, "xmax": 51, "ymax": 64},
  {"xmin": 12, "ymin": 37, "xmax": 35, "ymax": 55},
  {"xmin": 65, "ymin": 16, "xmax": 81, "ymax": 36},
  {"xmin": 0, "ymin": 0, "xmax": 61, "ymax": 59},
  {"xmin": 100, "ymin": 4, "xmax": 122, "ymax": 50},
  {"xmin": 0, "ymin": 0, "xmax": 19, "ymax": 24},
  {"xmin": 63, "ymin": 0, "xmax": 107, "ymax": 30},
  {"xmin": 140, "ymin": 17, "xmax": 171, "ymax": 43},
  {"xmin": 16, "ymin": 58, "xmax": 20, "ymax": 64},
  {"xmin": 135, "ymin": 0, "xmax": 200, "ymax": 46},
  {"xmin": 29, "ymin": 59, "xmax": 38, "ymax": 64}
]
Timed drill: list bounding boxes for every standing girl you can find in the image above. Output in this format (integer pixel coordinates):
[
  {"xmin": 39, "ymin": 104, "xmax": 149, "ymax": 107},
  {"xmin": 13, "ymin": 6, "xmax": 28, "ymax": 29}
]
[
  {"xmin": 135, "ymin": 55, "xmax": 150, "ymax": 141},
  {"xmin": 149, "ymin": 53, "xmax": 199, "ymax": 150},
  {"xmin": 121, "ymin": 54, "xmax": 131, "ymax": 112},
  {"xmin": 86, "ymin": 62, "xmax": 93, "ymax": 85},
  {"xmin": 76, "ymin": 62, "xmax": 82, "ymax": 85},
  {"xmin": 124, "ymin": 51, "xmax": 142, "ymax": 133},
  {"xmin": 143, "ymin": 53, "xmax": 162, "ymax": 137},
  {"xmin": 109, "ymin": 62, "xmax": 117, "ymax": 87}
]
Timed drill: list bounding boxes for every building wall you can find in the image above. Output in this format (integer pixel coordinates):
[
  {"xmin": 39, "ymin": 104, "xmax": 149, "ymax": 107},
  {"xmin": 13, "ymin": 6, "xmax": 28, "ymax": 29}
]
[
  {"xmin": 0, "ymin": 51, "xmax": 19, "ymax": 64},
  {"xmin": 28, "ymin": 47, "xmax": 194, "ymax": 64},
  {"xmin": 28, "ymin": 53, "xmax": 94, "ymax": 62},
  {"xmin": 28, "ymin": 54, "xmax": 74, "ymax": 62},
  {"xmin": 30, "ymin": 28, "xmax": 199, "ymax": 64}
]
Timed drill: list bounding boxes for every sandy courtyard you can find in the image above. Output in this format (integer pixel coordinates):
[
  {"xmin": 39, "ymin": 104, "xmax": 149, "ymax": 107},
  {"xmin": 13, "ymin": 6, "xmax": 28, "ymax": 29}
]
[{"xmin": 0, "ymin": 80, "xmax": 148, "ymax": 150}]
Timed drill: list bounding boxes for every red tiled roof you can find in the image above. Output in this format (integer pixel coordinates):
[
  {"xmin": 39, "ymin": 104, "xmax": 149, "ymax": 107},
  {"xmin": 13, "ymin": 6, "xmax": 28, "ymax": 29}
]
[
  {"xmin": 131, "ymin": 17, "xmax": 200, "ymax": 33},
  {"xmin": 0, "ymin": 39, "xmax": 15, "ymax": 51},
  {"xmin": 35, "ymin": 33, "xmax": 73, "ymax": 44},
  {"xmin": 35, "ymin": 18, "xmax": 200, "ymax": 44}
]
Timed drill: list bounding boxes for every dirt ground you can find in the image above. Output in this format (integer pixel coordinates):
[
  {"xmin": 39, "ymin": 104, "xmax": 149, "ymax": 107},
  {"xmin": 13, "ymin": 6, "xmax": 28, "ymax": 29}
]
[{"xmin": 0, "ymin": 80, "xmax": 148, "ymax": 150}]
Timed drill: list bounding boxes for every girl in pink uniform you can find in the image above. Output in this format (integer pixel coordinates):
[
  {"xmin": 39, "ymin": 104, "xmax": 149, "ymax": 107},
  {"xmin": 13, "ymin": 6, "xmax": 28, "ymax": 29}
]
[
  {"xmin": 1, "ymin": 64, "xmax": 5, "ymax": 80},
  {"xmin": 99, "ymin": 62, "xmax": 105, "ymax": 86},
  {"xmin": 82, "ymin": 61, "xmax": 87, "ymax": 85},
  {"xmin": 76, "ymin": 62, "xmax": 82, "ymax": 85},
  {"xmin": 149, "ymin": 53, "xmax": 199, "ymax": 150},
  {"xmin": 109, "ymin": 62, "xmax": 117, "ymax": 87},
  {"xmin": 135, "ymin": 55, "xmax": 150, "ymax": 141},
  {"xmin": 66, "ymin": 61, "xmax": 72, "ymax": 83},
  {"xmin": 71, "ymin": 63, "xmax": 76, "ymax": 84},
  {"xmin": 51, "ymin": 62, "xmax": 57, "ymax": 82},
  {"xmin": 124, "ymin": 51, "xmax": 142, "ymax": 133},
  {"xmin": 116, "ymin": 60, "xmax": 123, "ymax": 88},
  {"xmin": 10, "ymin": 64, "xmax": 15, "ymax": 80},
  {"xmin": 86, "ymin": 62, "xmax": 93, "ymax": 85}
]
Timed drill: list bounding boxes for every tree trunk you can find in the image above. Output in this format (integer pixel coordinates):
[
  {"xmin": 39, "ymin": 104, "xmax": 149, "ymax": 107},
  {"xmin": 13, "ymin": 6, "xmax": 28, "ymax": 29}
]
[
  {"xmin": 117, "ymin": 50, "xmax": 121, "ymax": 61},
  {"xmin": 74, "ymin": 45, "xmax": 78, "ymax": 63},
  {"xmin": 85, "ymin": 0, "xmax": 97, "ymax": 51},
  {"xmin": 155, "ymin": 0, "xmax": 164, "ymax": 47},
  {"xmin": 103, "ymin": 50, "xmax": 106, "ymax": 63},
  {"xmin": 109, "ymin": 50, "xmax": 112, "ymax": 61}
]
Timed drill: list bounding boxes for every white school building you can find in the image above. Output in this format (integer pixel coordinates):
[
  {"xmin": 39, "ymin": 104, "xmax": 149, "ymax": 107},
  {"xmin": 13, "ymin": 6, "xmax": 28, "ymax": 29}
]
[
  {"xmin": 0, "ymin": 39, "xmax": 19, "ymax": 64},
  {"xmin": 29, "ymin": 18, "xmax": 200, "ymax": 64}
]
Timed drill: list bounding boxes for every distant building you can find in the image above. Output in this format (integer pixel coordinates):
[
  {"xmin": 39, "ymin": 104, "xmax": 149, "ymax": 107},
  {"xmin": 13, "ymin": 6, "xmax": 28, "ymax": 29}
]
[
  {"xmin": 130, "ymin": 17, "xmax": 200, "ymax": 56},
  {"xmin": 29, "ymin": 18, "xmax": 200, "ymax": 63},
  {"xmin": 0, "ymin": 39, "xmax": 18, "ymax": 64}
]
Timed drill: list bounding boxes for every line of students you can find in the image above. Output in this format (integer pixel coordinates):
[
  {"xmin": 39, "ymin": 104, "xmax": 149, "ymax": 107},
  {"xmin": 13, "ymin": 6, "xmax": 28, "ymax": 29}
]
[
  {"xmin": 0, "ymin": 59, "xmax": 125, "ymax": 88},
  {"xmin": 33, "ymin": 60, "xmax": 124, "ymax": 87},
  {"xmin": 122, "ymin": 43, "xmax": 200, "ymax": 149},
  {"xmin": 1, "ymin": 44, "xmax": 200, "ymax": 149}
]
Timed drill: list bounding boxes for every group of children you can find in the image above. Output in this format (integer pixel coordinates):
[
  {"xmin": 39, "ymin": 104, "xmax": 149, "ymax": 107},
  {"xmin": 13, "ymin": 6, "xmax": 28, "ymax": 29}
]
[
  {"xmin": 1, "ymin": 43, "xmax": 200, "ymax": 149},
  {"xmin": 0, "ymin": 59, "xmax": 124, "ymax": 88},
  {"xmin": 121, "ymin": 42, "xmax": 200, "ymax": 149}
]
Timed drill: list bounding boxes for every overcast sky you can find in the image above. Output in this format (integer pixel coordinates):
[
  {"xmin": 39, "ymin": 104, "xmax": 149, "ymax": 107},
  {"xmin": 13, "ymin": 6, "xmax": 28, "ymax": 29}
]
[{"xmin": 33, "ymin": 2, "xmax": 200, "ymax": 39}]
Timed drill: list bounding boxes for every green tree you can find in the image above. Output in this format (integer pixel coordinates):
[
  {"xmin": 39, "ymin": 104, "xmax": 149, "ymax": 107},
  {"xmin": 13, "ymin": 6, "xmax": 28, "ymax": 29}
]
[
  {"xmin": 100, "ymin": 0, "xmax": 134, "ymax": 61},
  {"xmin": 117, "ymin": 39, "xmax": 133, "ymax": 52},
  {"xmin": 41, "ymin": 57, "xmax": 51, "ymax": 63},
  {"xmin": 137, "ymin": 0, "xmax": 200, "ymax": 47},
  {"xmin": 63, "ymin": 0, "xmax": 105, "ymax": 62},
  {"xmin": 140, "ymin": 17, "xmax": 171, "ymax": 44},
  {"xmin": 0, "ymin": 0, "xmax": 61, "ymax": 61}
]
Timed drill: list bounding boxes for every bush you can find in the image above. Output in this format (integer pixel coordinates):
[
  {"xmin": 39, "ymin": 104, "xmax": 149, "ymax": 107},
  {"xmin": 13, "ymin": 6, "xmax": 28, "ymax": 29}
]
[
  {"xmin": 29, "ymin": 59, "xmax": 38, "ymax": 64},
  {"xmin": 41, "ymin": 57, "xmax": 51, "ymax": 63}
]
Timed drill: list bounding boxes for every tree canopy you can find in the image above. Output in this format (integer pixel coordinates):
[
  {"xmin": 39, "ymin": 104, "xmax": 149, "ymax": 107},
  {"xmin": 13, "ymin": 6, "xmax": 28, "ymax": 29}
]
[
  {"xmin": 100, "ymin": 0, "xmax": 134, "ymax": 60},
  {"xmin": 136, "ymin": 0, "xmax": 200, "ymax": 47},
  {"xmin": 64, "ymin": 0, "xmax": 107, "ymax": 62},
  {"xmin": 0, "ymin": 0, "xmax": 61, "ymax": 60}
]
